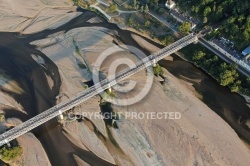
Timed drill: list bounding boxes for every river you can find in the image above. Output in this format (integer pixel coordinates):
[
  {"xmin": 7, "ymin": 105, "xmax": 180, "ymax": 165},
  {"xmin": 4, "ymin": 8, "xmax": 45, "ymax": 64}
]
[{"xmin": 0, "ymin": 8, "xmax": 249, "ymax": 165}]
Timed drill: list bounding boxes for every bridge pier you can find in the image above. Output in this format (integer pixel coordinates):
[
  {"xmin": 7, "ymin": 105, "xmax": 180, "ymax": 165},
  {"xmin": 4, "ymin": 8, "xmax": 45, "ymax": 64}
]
[
  {"xmin": 107, "ymin": 83, "xmax": 112, "ymax": 93},
  {"xmin": 58, "ymin": 110, "xmax": 64, "ymax": 120},
  {"xmin": 153, "ymin": 59, "xmax": 156, "ymax": 67},
  {"xmin": 4, "ymin": 139, "xmax": 10, "ymax": 147},
  {"xmin": 193, "ymin": 35, "xmax": 199, "ymax": 44}
]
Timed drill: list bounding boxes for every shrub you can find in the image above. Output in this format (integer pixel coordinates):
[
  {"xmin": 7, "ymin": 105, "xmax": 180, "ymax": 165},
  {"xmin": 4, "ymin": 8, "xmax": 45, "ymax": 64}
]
[
  {"xmin": 179, "ymin": 22, "xmax": 191, "ymax": 34},
  {"xmin": 108, "ymin": 4, "xmax": 118, "ymax": 13},
  {"xmin": 0, "ymin": 146, "xmax": 22, "ymax": 162},
  {"xmin": 158, "ymin": 8, "xmax": 165, "ymax": 15},
  {"xmin": 145, "ymin": 21, "xmax": 151, "ymax": 28},
  {"xmin": 153, "ymin": 64, "xmax": 163, "ymax": 76}
]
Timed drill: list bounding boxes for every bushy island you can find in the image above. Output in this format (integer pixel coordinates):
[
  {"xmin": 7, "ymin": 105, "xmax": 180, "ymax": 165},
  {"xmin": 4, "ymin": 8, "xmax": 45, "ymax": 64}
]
[{"xmin": 0, "ymin": 144, "xmax": 22, "ymax": 163}]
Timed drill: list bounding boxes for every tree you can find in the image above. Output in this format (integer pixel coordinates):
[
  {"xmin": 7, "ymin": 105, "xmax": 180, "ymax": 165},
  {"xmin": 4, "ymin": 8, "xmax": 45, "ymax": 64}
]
[
  {"xmin": 128, "ymin": 16, "xmax": 134, "ymax": 26},
  {"xmin": 161, "ymin": 36, "xmax": 174, "ymax": 46},
  {"xmin": 165, "ymin": 36, "xmax": 174, "ymax": 44},
  {"xmin": 151, "ymin": 0, "xmax": 159, "ymax": 5},
  {"xmin": 145, "ymin": 4, "xmax": 149, "ymax": 12},
  {"xmin": 219, "ymin": 70, "xmax": 235, "ymax": 86},
  {"xmin": 230, "ymin": 80, "xmax": 241, "ymax": 92},
  {"xmin": 203, "ymin": 17, "xmax": 208, "ymax": 24},
  {"xmin": 230, "ymin": 24, "xmax": 239, "ymax": 35},
  {"xmin": 133, "ymin": 0, "xmax": 137, "ymax": 8},
  {"xmin": 237, "ymin": 14, "xmax": 245, "ymax": 23},
  {"xmin": 136, "ymin": 4, "xmax": 139, "ymax": 10},
  {"xmin": 179, "ymin": 22, "xmax": 191, "ymax": 34},
  {"xmin": 219, "ymin": 62, "xmax": 228, "ymax": 71},
  {"xmin": 214, "ymin": 5, "xmax": 223, "ymax": 21},
  {"xmin": 72, "ymin": 0, "xmax": 78, "ymax": 5},
  {"xmin": 154, "ymin": 20, "xmax": 160, "ymax": 28},
  {"xmin": 108, "ymin": 4, "xmax": 118, "ymax": 13},
  {"xmin": 191, "ymin": 6, "xmax": 199, "ymax": 13},
  {"xmin": 192, "ymin": 51, "xmax": 206, "ymax": 61},
  {"xmin": 140, "ymin": 6, "xmax": 144, "ymax": 12},
  {"xmin": 0, "ymin": 146, "xmax": 22, "ymax": 162},
  {"xmin": 246, "ymin": 77, "xmax": 250, "ymax": 84},
  {"xmin": 145, "ymin": 21, "xmax": 151, "ymax": 28},
  {"xmin": 153, "ymin": 4, "xmax": 159, "ymax": 11},
  {"xmin": 153, "ymin": 64, "xmax": 163, "ymax": 76},
  {"xmin": 243, "ymin": 29, "xmax": 250, "ymax": 40},
  {"xmin": 203, "ymin": 6, "xmax": 211, "ymax": 16},
  {"xmin": 158, "ymin": 8, "xmax": 165, "ymax": 15},
  {"xmin": 212, "ymin": 3, "xmax": 216, "ymax": 12},
  {"xmin": 227, "ymin": 17, "xmax": 236, "ymax": 24}
]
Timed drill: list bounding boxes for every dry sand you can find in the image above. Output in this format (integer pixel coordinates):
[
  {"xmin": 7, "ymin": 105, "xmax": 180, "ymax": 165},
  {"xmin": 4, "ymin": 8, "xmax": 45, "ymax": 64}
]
[
  {"xmin": 159, "ymin": 55, "xmax": 250, "ymax": 144},
  {"xmin": 30, "ymin": 22, "xmax": 250, "ymax": 165},
  {"xmin": 0, "ymin": 2, "xmax": 250, "ymax": 165},
  {"xmin": 112, "ymin": 70, "xmax": 250, "ymax": 166},
  {"xmin": 0, "ymin": 0, "xmax": 80, "ymax": 34}
]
